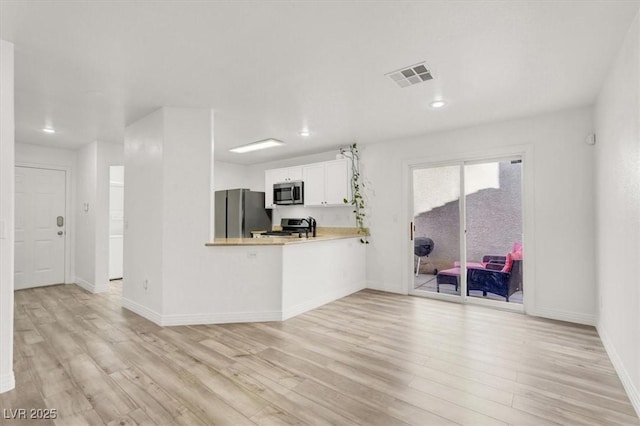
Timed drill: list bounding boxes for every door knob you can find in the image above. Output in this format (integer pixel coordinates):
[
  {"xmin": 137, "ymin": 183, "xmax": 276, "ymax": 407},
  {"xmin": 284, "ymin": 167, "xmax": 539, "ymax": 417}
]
[{"xmin": 57, "ymin": 231, "xmax": 63, "ymax": 236}]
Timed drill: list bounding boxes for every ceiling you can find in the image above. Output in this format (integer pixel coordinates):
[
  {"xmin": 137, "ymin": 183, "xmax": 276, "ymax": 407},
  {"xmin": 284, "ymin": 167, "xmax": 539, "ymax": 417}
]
[{"xmin": 1, "ymin": 1, "xmax": 639, "ymax": 164}]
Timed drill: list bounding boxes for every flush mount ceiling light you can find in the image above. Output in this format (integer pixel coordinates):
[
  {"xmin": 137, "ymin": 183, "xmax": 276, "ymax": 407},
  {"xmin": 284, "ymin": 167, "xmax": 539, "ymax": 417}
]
[
  {"xmin": 299, "ymin": 129, "xmax": 310, "ymax": 137},
  {"xmin": 429, "ymin": 100, "xmax": 447, "ymax": 109},
  {"xmin": 229, "ymin": 138, "xmax": 284, "ymax": 154},
  {"xmin": 42, "ymin": 127, "xmax": 56, "ymax": 133},
  {"xmin": 386, "ymin": 62, "xmax": 433, "ymax": 88}
]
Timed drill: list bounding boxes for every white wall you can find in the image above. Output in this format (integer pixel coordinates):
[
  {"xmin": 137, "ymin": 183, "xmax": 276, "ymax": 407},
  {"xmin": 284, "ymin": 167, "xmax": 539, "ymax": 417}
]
[
  {"xmin": 161, "ymin": 108, "xmax": 216, "ymax": 316},
  {"xmin": 75, "ymin": 141, "xmax": 123, "ymax": 292},
  {"xmin": 595, "ymin": 12, "xmax": 640, "ymax": 415},
  {"xmin": 123, "ymin": 109, "xmax": 165, "ymax": 315},
  {"xmin": 271, "ymin": 205, "xmax": 355, "ymax": 228},
  {"xmin": 214, "ymin": 161, "xmax": 250, "ymax": 190},
  {"xmin": 15, "ymin": 143, "xmax": 77, "ymax": 283},
  {"xmin": 364, "ymin": 106, "xmax": 597, "ymax": 324},
  {"xmin": 0, "ymin": 39, "xmax": 15, "ymax": 393},
  {"xmin": 15, "ymin": 143, "xmax": 77, "ymax": 168},
  {"xmin": 75, "ymin": 142, "xmax": 97, "ymax": 291}
]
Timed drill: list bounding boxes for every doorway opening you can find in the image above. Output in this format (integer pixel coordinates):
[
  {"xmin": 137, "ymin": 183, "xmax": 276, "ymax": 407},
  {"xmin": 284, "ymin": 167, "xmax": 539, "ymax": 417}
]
[
  {"xmin": 109, "ymin": 166, "xmax": 124, "ymax": 281},
  {"xmin": 411, "ymin": 158, "xmax": 524, "ymax": 308}
]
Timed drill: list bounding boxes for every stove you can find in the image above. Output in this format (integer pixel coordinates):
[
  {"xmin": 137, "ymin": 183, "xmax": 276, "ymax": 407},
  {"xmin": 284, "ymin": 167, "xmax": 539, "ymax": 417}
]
[
  {"xmin": 258, "ymin": 218, "xmax": 316, "ymax": 238},
  {"xmin": 261, "ymin": 230, "xmax": 296, "ymax": 237}
]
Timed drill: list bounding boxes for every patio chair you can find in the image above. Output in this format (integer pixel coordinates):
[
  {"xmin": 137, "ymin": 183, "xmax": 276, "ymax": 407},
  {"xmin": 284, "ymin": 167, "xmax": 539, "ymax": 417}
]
[{"xmin": 467, "ymin": 255, "xmax": 523, "ymax": 302}]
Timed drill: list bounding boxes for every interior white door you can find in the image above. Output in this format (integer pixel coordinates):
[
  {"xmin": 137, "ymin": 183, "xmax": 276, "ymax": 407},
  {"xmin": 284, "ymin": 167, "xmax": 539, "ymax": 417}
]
[
  {"xmin": 109, "ymin": 167, "xmax": 124, "ymax": 280},
  {"xmin": 14, "ymin": 167, "xmax": 66, "ymax": 290}
]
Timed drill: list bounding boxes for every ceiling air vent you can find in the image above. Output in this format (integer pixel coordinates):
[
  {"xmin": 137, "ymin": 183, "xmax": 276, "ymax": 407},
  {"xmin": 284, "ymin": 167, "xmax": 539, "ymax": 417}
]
[{"xmin": 387, "ymin": 62, "xmax": 433, "ymax": 88}]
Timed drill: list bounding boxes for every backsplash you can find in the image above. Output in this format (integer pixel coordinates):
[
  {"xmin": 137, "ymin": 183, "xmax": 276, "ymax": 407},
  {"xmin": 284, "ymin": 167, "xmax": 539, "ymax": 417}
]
[{"xmin": 271, "ymin": 205, "xmax": 354, "ymax": 228}]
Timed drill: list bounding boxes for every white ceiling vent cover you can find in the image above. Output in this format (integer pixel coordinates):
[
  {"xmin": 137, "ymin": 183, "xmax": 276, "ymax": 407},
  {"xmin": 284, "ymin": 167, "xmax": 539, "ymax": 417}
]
[{"xmin": 387, "ymin": 62, "xmax": 433, "ymax": 88}]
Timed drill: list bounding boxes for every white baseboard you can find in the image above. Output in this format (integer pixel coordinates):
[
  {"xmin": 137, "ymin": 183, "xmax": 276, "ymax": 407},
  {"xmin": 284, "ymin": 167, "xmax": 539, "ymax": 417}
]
[
  {"xmin": 282, "ymin": 281, "xmax": 367, "ymax": 320},
  {"xmin": 74, "ymin": 277, "xmax": 95, "ymax": 293},
  {"xmin": 160, "ymin": 311, "xmax": 282, "ymax": 326},
  {"xmin": 366, "ymin": 280, "xmax": 405, "ymax": 294},
  {"xmin": 531, "ymin": 307, "xmax": 596, "ymax": 326},
  {"xmin": 0, "ymin": 371, "xmax": 15, "ymax": 394},
  {"xmin": 124, "ymin": 285, "xmax": 368, "ymax": 326},
  {"xmin": 597, "ymin": 325, "xmax": 640, "ymax": 418},
  {"xmin": 123, "ymin": 282, "xmax": 366, "ymax": 326},
  {"xmin": 74, "ymin": 277, "xmax": 108, "ymax": 294},
  {"xmin": 123, "ymin": 299, "xmax": 282, "ymax": 327},
  {"xmin": 121, "ymin": 297, "xmax": 163, "ymax": 326}
]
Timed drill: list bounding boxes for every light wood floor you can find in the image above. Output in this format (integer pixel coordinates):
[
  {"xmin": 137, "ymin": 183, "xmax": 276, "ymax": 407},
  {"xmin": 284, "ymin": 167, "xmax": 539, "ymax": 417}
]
[{"xmin": 1, "ymin": 282, "xmax": 638, "ymax": 426}]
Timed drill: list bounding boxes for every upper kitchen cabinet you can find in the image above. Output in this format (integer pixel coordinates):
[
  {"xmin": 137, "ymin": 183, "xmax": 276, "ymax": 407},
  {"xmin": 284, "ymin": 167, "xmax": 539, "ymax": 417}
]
[
  {"xmin": 302, "ymin": 159, "xmax": 350, "ymax": 206},
  {"xmin": 272, "ymin": 167, "xmax": 302, "ymax": 183},
  {"xmin": 302, "ymin": 163, "xmax": 325, "ymax": 206},
  {"xmin": 264, "ymin": 166, "xmax": 303, "ymax": 208},
  {"xmin": 325, "ymin": 159, "xmax": 350, "ymax": 204}
]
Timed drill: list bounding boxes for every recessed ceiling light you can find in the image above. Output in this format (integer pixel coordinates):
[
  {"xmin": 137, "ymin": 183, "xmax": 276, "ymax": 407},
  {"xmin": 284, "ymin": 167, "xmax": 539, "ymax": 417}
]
[
  {"xmin": 299, "ymin": 129, "xmax": 310, "ymax": 137},
  {"xmin": 42, "ymin": 127, "xmax": 56, "ymax": 134},
  {"xmin": 429, "ymin": 100, "xmax": 447, "ymax": 109},
  {"xmin": 229, "ymin": 138, "xmax": 284, "ymax": 154}
]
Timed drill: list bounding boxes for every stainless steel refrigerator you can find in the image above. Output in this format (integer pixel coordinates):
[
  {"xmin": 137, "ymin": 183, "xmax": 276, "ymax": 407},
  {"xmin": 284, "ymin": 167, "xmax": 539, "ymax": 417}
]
[{"xmin": 214, "ymin": 189, "xmax": 272, "ymax": 238}]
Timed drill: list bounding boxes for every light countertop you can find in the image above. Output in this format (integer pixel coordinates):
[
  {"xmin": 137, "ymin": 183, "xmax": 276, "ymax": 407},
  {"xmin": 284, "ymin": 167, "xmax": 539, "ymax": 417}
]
[{"xmin": 206, "ymin": 227, "xmax": 367, "ymax": 246}]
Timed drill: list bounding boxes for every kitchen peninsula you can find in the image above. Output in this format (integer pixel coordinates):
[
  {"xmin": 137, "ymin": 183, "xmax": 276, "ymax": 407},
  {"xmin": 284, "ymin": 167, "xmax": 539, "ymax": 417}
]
[
  {"xmin": 205, "ymin": 227, "xmax": 366, "ymax": 322},
  {"xmin": 206, "ymin": 227, "xmax": 365, "ymax": 246}
]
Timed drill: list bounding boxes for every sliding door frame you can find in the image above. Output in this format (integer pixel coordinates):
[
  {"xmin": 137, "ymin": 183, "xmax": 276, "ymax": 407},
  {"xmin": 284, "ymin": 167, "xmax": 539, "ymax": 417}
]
[
  {"xmin": 408, "ymin": 160, "xmax": 465, "ymax": 304},
  {"xmin": 403, "ymin": 144, "xmax": 535, "ymax": 315}
]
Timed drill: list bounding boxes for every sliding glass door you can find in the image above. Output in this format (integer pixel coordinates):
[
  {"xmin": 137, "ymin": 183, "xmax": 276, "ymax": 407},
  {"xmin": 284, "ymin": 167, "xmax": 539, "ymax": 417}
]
[
  {"xmin": 464, "ymin": 159, "xmax": 523, "ymax": 305},
  {"xmin": 412, "ymin": 165, "xmax": 462, "ymax": 298},
  {"xmin": 411, "ymin": 157, "xmax": 524, "ymax": 308}
]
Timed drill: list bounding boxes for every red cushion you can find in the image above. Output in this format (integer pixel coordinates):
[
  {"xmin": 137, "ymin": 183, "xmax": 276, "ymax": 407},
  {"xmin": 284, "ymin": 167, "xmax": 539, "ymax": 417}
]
[
  {"xmin": 439, "ymin": 267, "xmax": 461, "ymax": 276},
  {"xmin": 454, "ymin": 261, "xmax": 485, "ymax": 269},
  {"xmin": 501, "ymin": 252, "xmax": 514, "ymax": 273},
  {"xmin": 511, "ymin": 242, "xmax": 523, "ymax": 261}
]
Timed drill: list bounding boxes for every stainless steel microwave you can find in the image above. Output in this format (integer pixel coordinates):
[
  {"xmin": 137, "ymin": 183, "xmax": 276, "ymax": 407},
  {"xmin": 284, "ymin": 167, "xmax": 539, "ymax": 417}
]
[{"xmin": 273, "ymin": 181, "xmax": 304, "ymax": 205}]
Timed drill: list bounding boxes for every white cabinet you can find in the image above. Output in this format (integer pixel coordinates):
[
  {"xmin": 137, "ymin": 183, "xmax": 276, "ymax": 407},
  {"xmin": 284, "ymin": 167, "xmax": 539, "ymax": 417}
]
[
  {"xmin": 264, "ymin": 166, "xmax": 303, "ymax": 208},
  {"xmin": 301, "ymin": 163, "xmax": 325, "ymax": 206},
  {"xmin": 325, "ymin": 159, "xmax": 350, "ymax": 205},
  {"xmin": 273, "ymin": 167, "xmax": 302, "ymax": 183},
  {"xmin": 264, "ymin": 169, "xmax": 278, "ymax": 208},
  {"xmin": 265, "ymin": 160, "xmax": 350, "ymax": 208},
  {"xmin": 302, "ymin": 159, "xmax": 350, "ymax": 206}
]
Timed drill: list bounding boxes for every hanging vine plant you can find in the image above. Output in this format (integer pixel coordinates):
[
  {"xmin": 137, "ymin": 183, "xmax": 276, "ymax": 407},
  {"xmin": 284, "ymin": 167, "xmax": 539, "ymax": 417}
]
[{"xmin": 340, "ymin": 143, "xmax": 369, "ymax": 244}]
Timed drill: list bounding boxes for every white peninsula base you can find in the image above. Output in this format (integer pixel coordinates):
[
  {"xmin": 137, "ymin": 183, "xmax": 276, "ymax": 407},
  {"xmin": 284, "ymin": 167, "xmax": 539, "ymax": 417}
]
[{"xmin": 124, "ymin": 236, "xmax": 366, "ymax": 326}]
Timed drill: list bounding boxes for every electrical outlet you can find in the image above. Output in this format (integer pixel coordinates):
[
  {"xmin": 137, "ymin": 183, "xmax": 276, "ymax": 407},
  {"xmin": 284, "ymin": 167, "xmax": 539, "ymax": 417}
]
[{"xmin": 247, "ymin": 252, "xmax": 257, "ymax": 259}]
